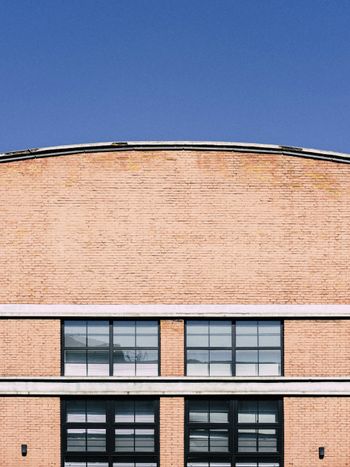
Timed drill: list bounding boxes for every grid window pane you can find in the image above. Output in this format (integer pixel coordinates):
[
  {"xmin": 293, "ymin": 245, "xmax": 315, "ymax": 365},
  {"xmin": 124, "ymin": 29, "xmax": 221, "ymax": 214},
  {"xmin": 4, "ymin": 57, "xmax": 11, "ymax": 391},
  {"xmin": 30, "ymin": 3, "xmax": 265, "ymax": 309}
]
[
  {"xmin": 67, "ymin": 400, "xmax": 86, "ymax": 423},
  {"xmin": 135, "ymin": 428, "xmax": 155, "ymax": 452},
  {"xmin": 115, "ymin": 429, "xmax": 134, "ymax": 452},
  {"xmin": 114, "ymin": 349, "xmax": 135, "ymax": 376},
  {"xmin": 65, "ymin": 350, "xmax": 87, "ymax": 376},
  {"xmin": 67, "ymin": 429, "xmax": 86, "ymax": 451},
  {"xmin": 114, "ymin": 321, "xmax": 136, "ymax": 347},
  {"xmin": 189, "ymin": 400, "xmax": 209, "ymax": 423},
  {"xmin": 210, "ymin": 401, "xmax": 229, "ymax": 423},
  {"xmin": 65, "ymin": 321, "xmax": 87, "ymax": 347},
  {"xmin": 209, "ymin": 321, "xmax": 232, "ymax": 347},
  {"xmin": 209, "ymin": 350, "xmax": 232, "ymax": 376},
  {"xmin": 210, "ymin": 429, "xmax": 229, "ymax": 452},
  {"xmin": 115, "ymin": 400, "xmax": 135, "ymax": 423},
  {"xmin": 87, "ymin": 429, "xmax": 106, "ymax": 451},
  {"xmin": 87, "ymin": 321, "xmax": 109, "ymax": 347},
  {"xmin": 87, "ymin": 350, "xmax": 109, "ymax": 376},
  {"xmin": 87, "ymin": 401, "xmax": 106, "ymax": 423},
  {"xmin": 187, "ymin": 350, "xmax": 209, "ymax": 376},
  {"xmin": 135, "ymin": 349, "xmax": 158, "ymax": 376},
  {"xmin": 190, "ymin": 429, "xmax": 209, "ymax": 452},
  {"xmin": 135, "ymin": 401, "xmax": 155, "ymax": 423}
]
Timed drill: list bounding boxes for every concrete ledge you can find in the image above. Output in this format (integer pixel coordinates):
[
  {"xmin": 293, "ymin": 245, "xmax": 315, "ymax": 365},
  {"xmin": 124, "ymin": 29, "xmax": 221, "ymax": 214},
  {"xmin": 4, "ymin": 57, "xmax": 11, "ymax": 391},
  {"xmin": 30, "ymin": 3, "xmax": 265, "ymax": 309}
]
[
  {"xmin": 0, "ymin": 377, "xmax": 350, "ymax": 395},
  {"xmin": 1, "ymin": 304, "xmax": 350, "ymax": 318}
]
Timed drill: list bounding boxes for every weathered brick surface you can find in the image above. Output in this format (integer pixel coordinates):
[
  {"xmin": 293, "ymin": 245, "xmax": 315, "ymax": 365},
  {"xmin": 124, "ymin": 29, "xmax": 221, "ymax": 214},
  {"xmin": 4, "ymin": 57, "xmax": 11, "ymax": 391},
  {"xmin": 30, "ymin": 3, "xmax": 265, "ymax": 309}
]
[
  {"xmin": 0, "ymin": 397, "xmax": 60, "ymax": 467},
  {"xmin": 160, "ymin": 319, "xmax": 184, "ymax": 376},
  {"xmin": 284, "ymin": 397, "xmax": 350, "ymax": 466},
  {"xmin": 285, "ymin": 319, "xmax": 350, "ymax": 376},
  {"xmin": 1, "ymin": 150, "xmax": 350, "ymax": 304},
  {"xmin": 0, "ymin": 319, "xmax": 60, "ymax": 376},
  {"xmin": 160, "ymin": 397, "xmax": 184, "ymax": 467}
]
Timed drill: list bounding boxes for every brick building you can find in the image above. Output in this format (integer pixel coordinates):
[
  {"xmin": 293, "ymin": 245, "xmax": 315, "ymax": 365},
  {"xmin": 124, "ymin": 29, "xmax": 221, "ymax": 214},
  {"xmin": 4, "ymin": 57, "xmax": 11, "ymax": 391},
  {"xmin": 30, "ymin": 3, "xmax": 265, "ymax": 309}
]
[{"xmin": 0, "ymin": 141, "xmax": 350, "ymax": 467}]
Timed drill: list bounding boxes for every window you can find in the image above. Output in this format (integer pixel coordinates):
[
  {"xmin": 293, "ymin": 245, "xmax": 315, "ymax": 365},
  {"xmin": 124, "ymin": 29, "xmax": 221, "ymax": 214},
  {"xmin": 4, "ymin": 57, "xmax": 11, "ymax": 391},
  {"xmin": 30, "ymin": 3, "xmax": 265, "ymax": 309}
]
[
  {"xmin": 186, "ymin": 321, "xmax": 282, "ymax": 377},
  {"xmin": 63, "ymin": 320, "xmax": 159, "ymax": 376},
  {"xmin": 62, "ymin": 398, "xmax": 159, "ymax": 467},
  {"xmin": 186, "ymin": 398, "xmax": 282, "ymax": 467}
]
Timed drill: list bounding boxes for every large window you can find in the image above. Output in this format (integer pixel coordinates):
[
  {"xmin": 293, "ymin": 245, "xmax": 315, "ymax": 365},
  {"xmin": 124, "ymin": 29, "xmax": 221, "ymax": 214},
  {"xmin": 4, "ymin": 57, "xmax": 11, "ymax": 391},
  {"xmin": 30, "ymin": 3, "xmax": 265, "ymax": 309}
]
[
  {"xmin": 62, "ymin": 398, "xmax": 159, "ymax": 467},
  {"xmin": 186, "ymin": 398, "xmax": 282, "ymax": 467},
  {"xmin": 63, "ymin": 320, "xmax": 159, "ymax": 376},
  {"xmin": 186, "ymin": 321, "xmax": 282, "ymax": 376}
]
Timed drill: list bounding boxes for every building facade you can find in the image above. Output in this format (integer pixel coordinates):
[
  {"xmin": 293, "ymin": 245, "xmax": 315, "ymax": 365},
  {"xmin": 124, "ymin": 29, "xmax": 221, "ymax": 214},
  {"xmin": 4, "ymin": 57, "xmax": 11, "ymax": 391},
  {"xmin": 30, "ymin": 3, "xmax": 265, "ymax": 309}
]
[{"xmin": 0, "ymin": 141, "xmax": 350, "ymax": 466}]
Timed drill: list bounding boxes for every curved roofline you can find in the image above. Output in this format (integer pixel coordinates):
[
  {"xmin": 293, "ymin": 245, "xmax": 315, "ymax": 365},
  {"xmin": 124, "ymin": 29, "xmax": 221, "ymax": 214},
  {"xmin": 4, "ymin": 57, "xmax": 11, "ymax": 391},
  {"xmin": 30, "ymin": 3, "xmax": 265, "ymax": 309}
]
[{"xmin": 1, "ymin": 140, "xmax": 350, "ymax": 164}]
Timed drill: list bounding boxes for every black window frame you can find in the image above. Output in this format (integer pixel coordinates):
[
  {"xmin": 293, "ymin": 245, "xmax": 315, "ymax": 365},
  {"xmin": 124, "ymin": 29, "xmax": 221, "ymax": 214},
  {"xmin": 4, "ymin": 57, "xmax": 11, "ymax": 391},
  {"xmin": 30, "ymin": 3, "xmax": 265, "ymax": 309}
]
[
  {"xmin": 185, "ymin": 397, "xmax": 283, "ymax": 467},
  {"xmin": 61, "ymin": 397, "xmax": 160, "ymax": 467},
  {"xmin": 185, "ymin": 320, "xmax": 284, "ymax": 377},
  {"xmin": 61, "ymin": 319, "xmax": 160, "ymax": 377}
]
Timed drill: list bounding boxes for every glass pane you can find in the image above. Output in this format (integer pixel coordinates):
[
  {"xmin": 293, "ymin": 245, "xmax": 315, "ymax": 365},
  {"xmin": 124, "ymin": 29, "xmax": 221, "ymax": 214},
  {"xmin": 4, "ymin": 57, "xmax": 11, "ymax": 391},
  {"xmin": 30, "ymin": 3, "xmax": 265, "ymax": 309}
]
[
  {"xmin": 87, "ymin": 321, "xmax": 109, "ymax": 347},
  {"xmin": 236, "ymin": 334, "xmax": 258, "ymax": 347},
  {"xmin": 115, "ymin": 400, "xmax": 134, "ymax": 423},
  {"xmin": 210, "ymin": 401, "xmax": 229, "ymax": 423},
  {"xmin": 187, "ymin": 321, "xmax": 209, "ymax": 347},
  {"xmin": 209, "ymin": 350, "xmax": 232, "ymax": 376},
  {"xmin": 236, "ymin": 350, "xmax": 258, "ymax": 363},
  {"xmin": 209, "ymin": 321, "xmax": 232, "ymax": 347},
  {"xmin": 238, "ymin": 429, "xmax": 257, "ymax": 452},
  {"xmin": 115, "ymin": 428, "xmax": 134, "ymax": 452},
  {"xmin": 114, "ymin": 321, "xmax": 136, "ymax": 347},
  {"xmin": 64, "ymin": 321, "xmax": 87, "ymax": 347},
  {"xmin": 187, "ymin": 334, "xmax": 210, "ymax": 347},
  {"xmin": 238, "ymin": 400, "xmax": 258, "ymax": 423},
  {"xmin": 135, "ymin": 349, "xmax": 158, "ymax": 376},
  {"xmin": 87, "ymin": 400, "xmax": 106, "ymax": 423},
  {"xmin": 190, "ymin": 428, "xmax": 209, "ymax": 452},
  {"xmin": 258, "ymin": 322, "xmax": 280, "ymax": 347},
  {"xmin": 259, "ymin": 350, "xmax": 281, "ymax": 376},
  {"xmin": 258, "ymin": 400, "xmax": 278, "ymax": 423},
  {"xmin": 65, "ymin": 463, "xmax": 87, "ymax": 467},
  {"xmin": 258, "ymin": 321, "xmax": 280, "ymax": 334},
  {"xmin": 135, "ymin": 400, "xmax": 155, "ymax": 422},
  {"xmin": 87, "ymin": 350, "xmax": 109, "ymax": 376},
  {"xmin": 67, "ymin": 428, "xmax": 86, "ymax": 451},
  {"xmin": 189, "ymin": 400, "xmax": 209, "ymax": 423},
  {"xmin": 65, "ymin": 350, "xmax": 87, "ymax": 376},
  {"xmin": 187, "ymin": 350, "xmax": 209, "ymax": 375},
  {"xmin": 136, "ymin": 334, "xmax": 158, "ymax": 347},
  {"xmin": 136, "ymin": 321, "xmax": 158, "ymax": 347},
  {"xmin": 87, "ymin": 428, "xmax": 106, "ymax": 451},
  {"xmin": 66, "ymin": 400, "xmax": 86, "ymax": 422},
  {"xmin": 236, "ymin": 321, "xmax": 257, "ymax": 334},
  {"xmin": 135, "ymin": 428, "xmax": 155, "ymax": 452},
  {"xmin": 210, "ymin": 429, "xmax": 229, "ymax": 452},
  {"xmin": 236, "ymin": 322, "xmax": 258, "ymax": 347},
  {"xmin": 114, "ymin": 349, "xmax": 135, "ymax": 376},
  {"xmin": 87, "ymin": 464, "xmax": 109, "ymax": 467},
  {"xmin": 258, "ymin": 429, "xmax": 277, "ymax": 452},
  {"xmin": 236, "ymin": 363, "xmax": 258, "ymax": 376}
]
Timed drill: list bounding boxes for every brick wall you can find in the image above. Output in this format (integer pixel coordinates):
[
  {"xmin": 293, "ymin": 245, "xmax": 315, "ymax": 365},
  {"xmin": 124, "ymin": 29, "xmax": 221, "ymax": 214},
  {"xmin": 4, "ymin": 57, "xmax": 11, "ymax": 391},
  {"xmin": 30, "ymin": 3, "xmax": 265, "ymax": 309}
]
[
  {"xmin": 284, "ymin": 320, "xmax": 350, "ymax": 376},
  {"xmin": 160, "ymin": 319, "xmax": 184, "ymax": 376},
  {"xmin": 0, "ymin": 397, "xmax": 60, "ymax": 467},
  {"xmin": 284, "ymin": 397, "xmax": 350, "ymax": 466},
  {"xmin": 160, "ymin": 397, "xmax": 184, "ymax": 467},
  {"xmin": 0, "ymin": 319, "xmax": 60, "ymax": 376},
  {"xmin": 1, "ymin": 150, "xmax": 350, "ymax": 304}
]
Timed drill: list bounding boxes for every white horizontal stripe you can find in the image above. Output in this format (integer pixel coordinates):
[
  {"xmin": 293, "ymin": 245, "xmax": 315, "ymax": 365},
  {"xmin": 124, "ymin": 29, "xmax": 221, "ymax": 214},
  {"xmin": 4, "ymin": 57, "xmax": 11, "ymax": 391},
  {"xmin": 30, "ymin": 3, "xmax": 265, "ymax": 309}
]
[
  {"xmin": 0, "ymin": 378, "xmax": 350, "ymax": 395},
  {"xmin": 1, "ymin": 304, "xmax": 350, "ymax": 318}
]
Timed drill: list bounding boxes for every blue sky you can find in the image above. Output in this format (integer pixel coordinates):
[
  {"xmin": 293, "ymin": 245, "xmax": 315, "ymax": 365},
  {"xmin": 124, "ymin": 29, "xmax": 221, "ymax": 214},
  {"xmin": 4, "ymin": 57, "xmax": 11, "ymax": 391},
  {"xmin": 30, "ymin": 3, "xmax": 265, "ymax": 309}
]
[{"xmin": 1, "ymin": 0, "xmax": 350, "ymax": 153}]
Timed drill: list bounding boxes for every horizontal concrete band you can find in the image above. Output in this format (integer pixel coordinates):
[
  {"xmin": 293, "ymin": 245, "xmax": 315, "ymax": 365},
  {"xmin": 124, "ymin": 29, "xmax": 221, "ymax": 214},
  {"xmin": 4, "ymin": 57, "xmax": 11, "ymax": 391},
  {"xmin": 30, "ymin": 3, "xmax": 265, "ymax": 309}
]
[
  {"xmin": 1, "ymin": 304, "xmax": 350, "ymax": 318},
  {"xmin": 1, "ymin": 378, "xmax": 350, "ymax": 395}
]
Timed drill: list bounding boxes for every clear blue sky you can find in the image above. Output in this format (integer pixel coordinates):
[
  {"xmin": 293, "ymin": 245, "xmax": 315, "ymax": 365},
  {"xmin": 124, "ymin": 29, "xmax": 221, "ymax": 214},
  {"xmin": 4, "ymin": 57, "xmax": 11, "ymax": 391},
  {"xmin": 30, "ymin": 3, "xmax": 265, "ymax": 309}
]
[{"xmin": 1, "ymin": 0, "xmax": 350, "ymax": 153}]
